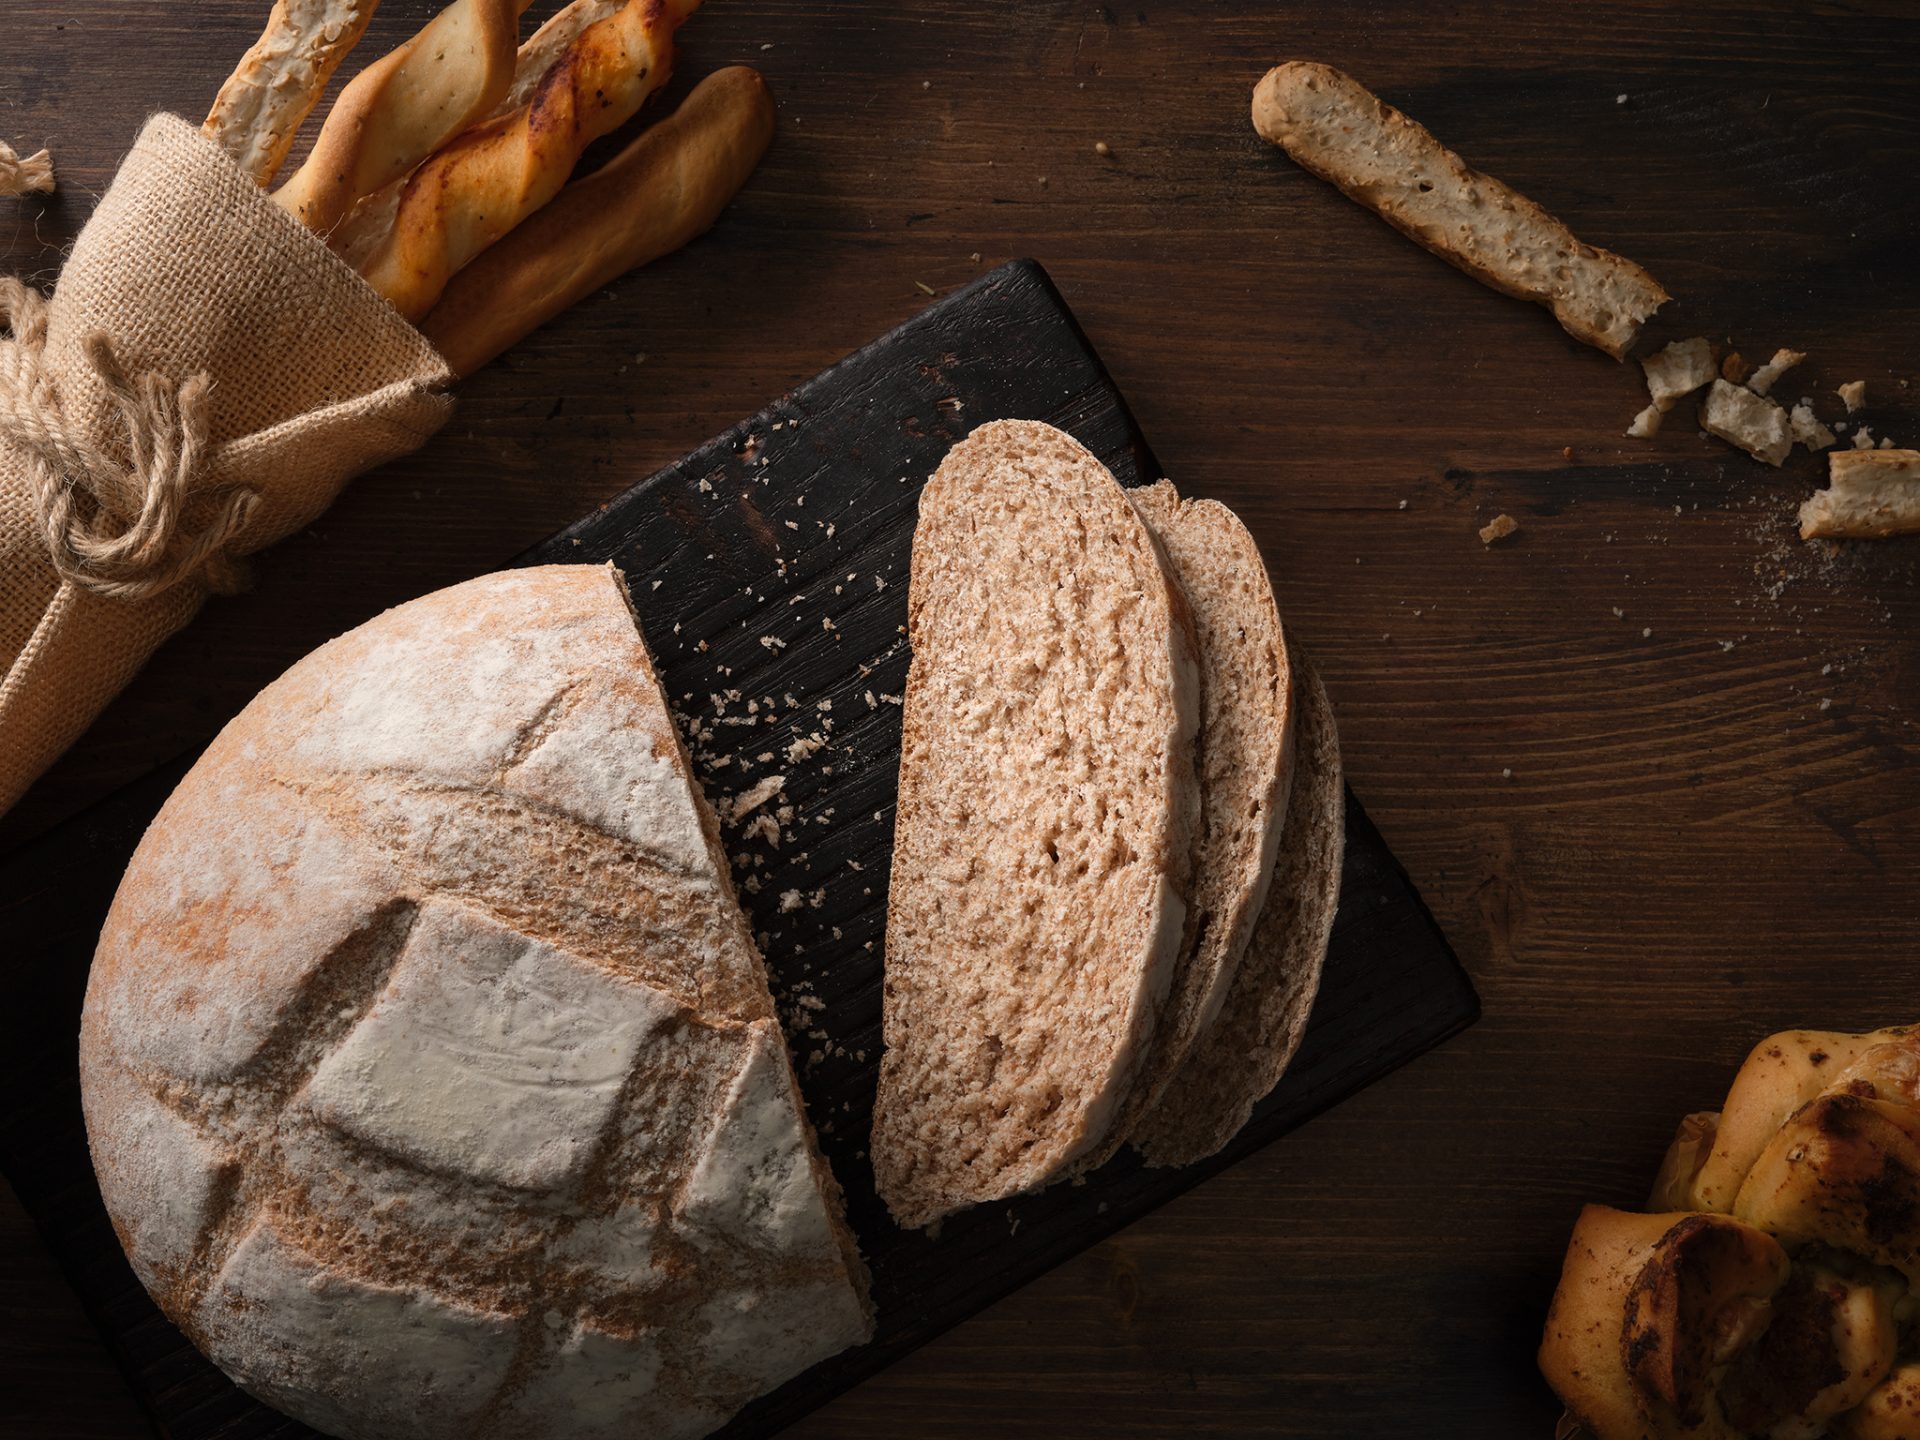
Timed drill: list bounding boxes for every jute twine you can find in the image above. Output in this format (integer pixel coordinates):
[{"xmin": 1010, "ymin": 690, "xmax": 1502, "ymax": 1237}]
[
  {"xmin": 0, "ymin": 278, "xmax": 257, "ymax": 600},
  {"xmin": 0, "ymin": 141, "xmax": 54, "ymax": 197}
]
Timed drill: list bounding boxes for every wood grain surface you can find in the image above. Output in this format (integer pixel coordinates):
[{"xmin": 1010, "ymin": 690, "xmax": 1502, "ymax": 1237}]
[{"xmin": 2, "ymin": 2, "xmax": 1917, "ymax": 1436}]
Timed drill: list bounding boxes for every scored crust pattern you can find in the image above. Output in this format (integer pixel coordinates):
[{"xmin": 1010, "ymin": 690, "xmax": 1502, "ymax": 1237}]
[{"xmin": 79, "ymin": 566, "xmax": 870, "ymax": 1440}]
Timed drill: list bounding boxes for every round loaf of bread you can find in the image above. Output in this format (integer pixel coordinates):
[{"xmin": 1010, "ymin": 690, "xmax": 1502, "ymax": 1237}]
[{"xmin": 79, "ymin": 565, "xmax": 871, "ymax": 1440}]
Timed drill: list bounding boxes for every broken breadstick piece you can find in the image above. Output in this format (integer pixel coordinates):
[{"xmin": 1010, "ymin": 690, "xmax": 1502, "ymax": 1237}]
[
  {"xmin": 1250, "ymin": 61, "xmax": 1668, "ymax": 359},
  {"xmin": 204, "ymin": 0, "xmax": 380, "ymax": 186},
  {"xmin": 1799, "ymin": 450, "xmax": 1920, "ymax": 540},
  {"xmin": 1642, "ymin": 337, "xmax": 1715, "ymax": 410},
  {"xmin": 1839, "ymin": 380, "xmax": 1868, "ymax": 413},
  {"xmin": 1479, "ymin": 514, "xmax": 1520, "ymax": 545},
  {"xmin": 360, "ymin": 0, "xmax": 699, "ymax": 321},
  {"xmin": 274, "ymin": 0, "xmax": 531, "ymax": 235},
  {"xmin": 0, "ymin": 140, "xmax": 53, "ymax": 197},
  {"xmin": 421, "ymin": 65, "xmax": 775, "ymax": 376},
  {"xmin": 1789, "ymin": 401, "xmax": 1835, "ymax": 452},
  {"xmin": 1700, "ymin": 379, "xmax": 1791, "ymax": 467},
  {"xmin": 1626, "ymin": 404, "xmax": 1663, "ymax": 439},
  {"xmin": 1744, "ymin": 347, "xmax": 1804, "ymax": 398}
]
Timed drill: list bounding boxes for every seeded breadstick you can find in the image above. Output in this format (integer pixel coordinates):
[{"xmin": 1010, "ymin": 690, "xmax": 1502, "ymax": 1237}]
[
  {"xmin": 274, "ymin": 0, "xmax": 531, "ymax": 235},
  {"xmin": 420, "ymin": 66, "xmax": 775, "ymax": 376},
  {"xmin": 359, "ymin": 0, "xmax": 698, "ymax": 321},
  {"xmin": 1251, "ymin": 61, "xmax": 1669, "ymax": 359},
  {"xmin": 204, "ymin": 0, "xmax": 380, "ymax": 186},
  {"xmin": 1799, "ymin": 450, "xmax": 1920, "ymax": 540}
]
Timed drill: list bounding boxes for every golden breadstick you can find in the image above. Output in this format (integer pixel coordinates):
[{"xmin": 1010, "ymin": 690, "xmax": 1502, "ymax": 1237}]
[
  {"xmin": 359, "ymin": 0, "xmax": 700, "ymax": 321},
  {"xmin": 274, "ymin": 0, "xmax": 532, "ymax": 234},
  {"xmin": 204, "ymin": 0, "xmax": 381, "ymax": 186},
  {"xmin": 421, "ymin": 65, "xmax": 773, "ymax": 376},
  {"xmin": 490, "ymin": 0, "xmax": 624, "ymax": 121},
  {"xmin": 325, "ymin": 0, "xmax": 617, "ymax": 269}
]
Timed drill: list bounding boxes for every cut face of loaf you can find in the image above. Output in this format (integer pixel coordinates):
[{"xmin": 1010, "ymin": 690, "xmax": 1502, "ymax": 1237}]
[
  {"xmin": 873, "ymin": 420, "xmax": 1201, "ymax": 1230},
  {"xmin": 1133, "ymin": 645, "xmax": 1342, "ymax": 1169},
  {"xmin": 1064, "ymin": 480, "xmax": 1295, "ymax": 1175},
  {"xmin": 79, "ymin": 565, "xmax": 871, "ymax": 1440}
]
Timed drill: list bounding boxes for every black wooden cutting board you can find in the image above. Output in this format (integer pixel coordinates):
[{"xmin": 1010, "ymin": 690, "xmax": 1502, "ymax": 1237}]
[{"xmin": 0, "ymin": 259, "xmax": 1477, "ymax": 1440}]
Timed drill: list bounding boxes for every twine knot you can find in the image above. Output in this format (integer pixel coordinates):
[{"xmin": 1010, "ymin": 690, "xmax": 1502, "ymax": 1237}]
[{"xmin": 0, "ymin": 276, "xmax": 258, "ymax": 601}]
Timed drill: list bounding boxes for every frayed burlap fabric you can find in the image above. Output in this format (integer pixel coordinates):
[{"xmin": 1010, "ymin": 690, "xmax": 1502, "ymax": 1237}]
[{"xmin": 0, "ymin": 114, "xmax": 453, "ymax": 818}]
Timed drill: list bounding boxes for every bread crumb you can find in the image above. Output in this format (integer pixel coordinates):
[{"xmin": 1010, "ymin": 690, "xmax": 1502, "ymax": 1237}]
[
  {"xmin": 1721, "ymin": 352, "xmax": 1750, "ymax": 385},
  {"xmin": 1479, "ymin": 513, "xmax": 1519, "ymax": 545},
  {"xmin": 1643, "ymin": 337, "xmax": 1717, "ymax": 411},
  {"xmin": 1745, "ymin": 347, "xmax": 1805, "ymax": 398},
  {"xmin": 1699, "ymin": 379, "xmax": 1791, "ymax": 466},
  {"xmin": 1839, "ymin": 380, "xmax": 1868, "ymax": 413},
  {"xmin": 1789, "ymin": 401, "xmax": 1835, "ymax": 452},
  {"xmin": 1626, "ymin": 403, "xmax": 1663, "ymax": 439},
  {"xmin": 779, "ymin": 889, "xmax": 804, "ymax": 913},
  {"xmin": 1853, "ymin": 427, "xmax": 1876, "ymax": 450},
  {"xmin": 1094, "ymin": 141, "xmax": 1112, "ymax": 157},
  {"xmin": 719, "ymin": 773, "xmax": 787, "ymax": 822}
]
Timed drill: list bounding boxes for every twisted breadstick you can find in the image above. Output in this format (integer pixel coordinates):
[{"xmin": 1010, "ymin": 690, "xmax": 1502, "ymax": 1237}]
[
  {"xmin": 489, "ymin": 0, "xmax": 624, "ymax": 122},
  {"xmin": 422, "ymin": 65, "xmax": 774, "ymax": 376},
  {"xmin": 359, "ymin": 0, "xmax": 699, "ymax": 320},
  {"xmin": 204, "ymin": 0, "xmax": 380, "ymax": 186},
  {"xmin": 274, "ymin": 0, "xmax": 532, "ymax": 235},
  {"xmin": 324, "ymin": 0, "xmax": 618, "ymax": 272}
]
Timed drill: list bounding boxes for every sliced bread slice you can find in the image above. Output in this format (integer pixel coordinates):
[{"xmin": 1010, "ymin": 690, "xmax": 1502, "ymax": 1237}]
[
  {"xmin": 873, "ymin": 420, "xmax": 1201, "ymax": 1230},
  {"xmin": 1065, "ymin": 480, "xmax": 1295, "ymax": 1175},
  {"xmin": 1132, "ymin": 644, "xmax": 1342, "ymax": 1169}
]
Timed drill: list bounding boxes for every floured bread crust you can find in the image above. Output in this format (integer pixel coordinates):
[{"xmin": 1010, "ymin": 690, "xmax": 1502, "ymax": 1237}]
[
  {"xmin": 80, "ymin": 565, "xmax": 871, "ymax": 1440},
  {"xmin": 873, "ymin": 420, "xmax": 1201, "ymax": 1229},
  {"xmin": 1133, "ymin": 648, "xmax": 1343, "ymax": 1170},
  {"xmin": 1252, "ymin": 61, "xmax": 1668, "ymax": 360},
  {"xmin": 1063, "ymin": 480, "xmax": 1294, "ymax": 1176}
]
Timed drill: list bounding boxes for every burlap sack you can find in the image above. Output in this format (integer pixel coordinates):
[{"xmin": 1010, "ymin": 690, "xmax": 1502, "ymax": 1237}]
[{"xmin": 0, "ymin": 114, "xmax": 453, "ymax": 819}]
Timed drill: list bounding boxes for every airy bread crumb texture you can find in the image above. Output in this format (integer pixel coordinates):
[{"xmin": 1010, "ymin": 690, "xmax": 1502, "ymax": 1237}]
[
  {"xmin": 873, "ymin": 420, "xmax": 1200, "ymax": 1229},
  {"xmin": 1642, "ymin": 337, "xmax": 1716, "ymax": 411},
  {"xmin": 1250, "ymin": 61, "xmax": 1668, "ymax": 359},
  {"xmin": 1700, "ymin": 379, "xmax": 1791, "ymax": 467},
  {"xmin": 1799, "ymin": 449, "xmax": 1920, "ymax": 540},
  {"xmin": 1744, "ymin": 347, "xmax": 1805, "ymax": 398}
]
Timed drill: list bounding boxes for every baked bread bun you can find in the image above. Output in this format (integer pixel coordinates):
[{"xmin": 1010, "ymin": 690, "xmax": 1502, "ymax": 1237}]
[
  {"xmin": 1070, "ymin": 479, "xmax": 1295, "ymax": 1174},
  {"xmin": 1133, "ymin": 643, "xmax": 1341, "ymax": 1169},
  {"xmin": 1542, "ymin": 1023, "xmax": 1920, "ymax": 1440},
  {"xmin": 872, "ymin": 420, "xmax": 1201, "ymax": 1230},
  {"xmin": 80, "ymin": 565, "xmax": 871, "ymax": 1440}
]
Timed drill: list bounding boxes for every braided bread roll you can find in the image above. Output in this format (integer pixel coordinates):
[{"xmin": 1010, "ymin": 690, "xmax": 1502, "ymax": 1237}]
[
  {"xmin": 360, "ymin": 0, "xmax": 699, "ymax": 320},
  {"xmin": 274, "ymin": 0, "xmax": 532, "ymax": 234}
]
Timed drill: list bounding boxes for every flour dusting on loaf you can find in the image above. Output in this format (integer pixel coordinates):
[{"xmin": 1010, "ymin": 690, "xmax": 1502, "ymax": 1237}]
[
  {"xmin": 872, "ymin": 420, "xmax": 1201, "ymax": 1229},
  {"xmin": 80, "ymin": 564, "xmax": 871, "ymax": 1440}
]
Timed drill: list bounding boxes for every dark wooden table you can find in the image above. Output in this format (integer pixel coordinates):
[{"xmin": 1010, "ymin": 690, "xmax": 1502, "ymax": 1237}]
[{"xmin": 4, "ymin": 3, "xmax": 1917, "ymax": 1436}]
